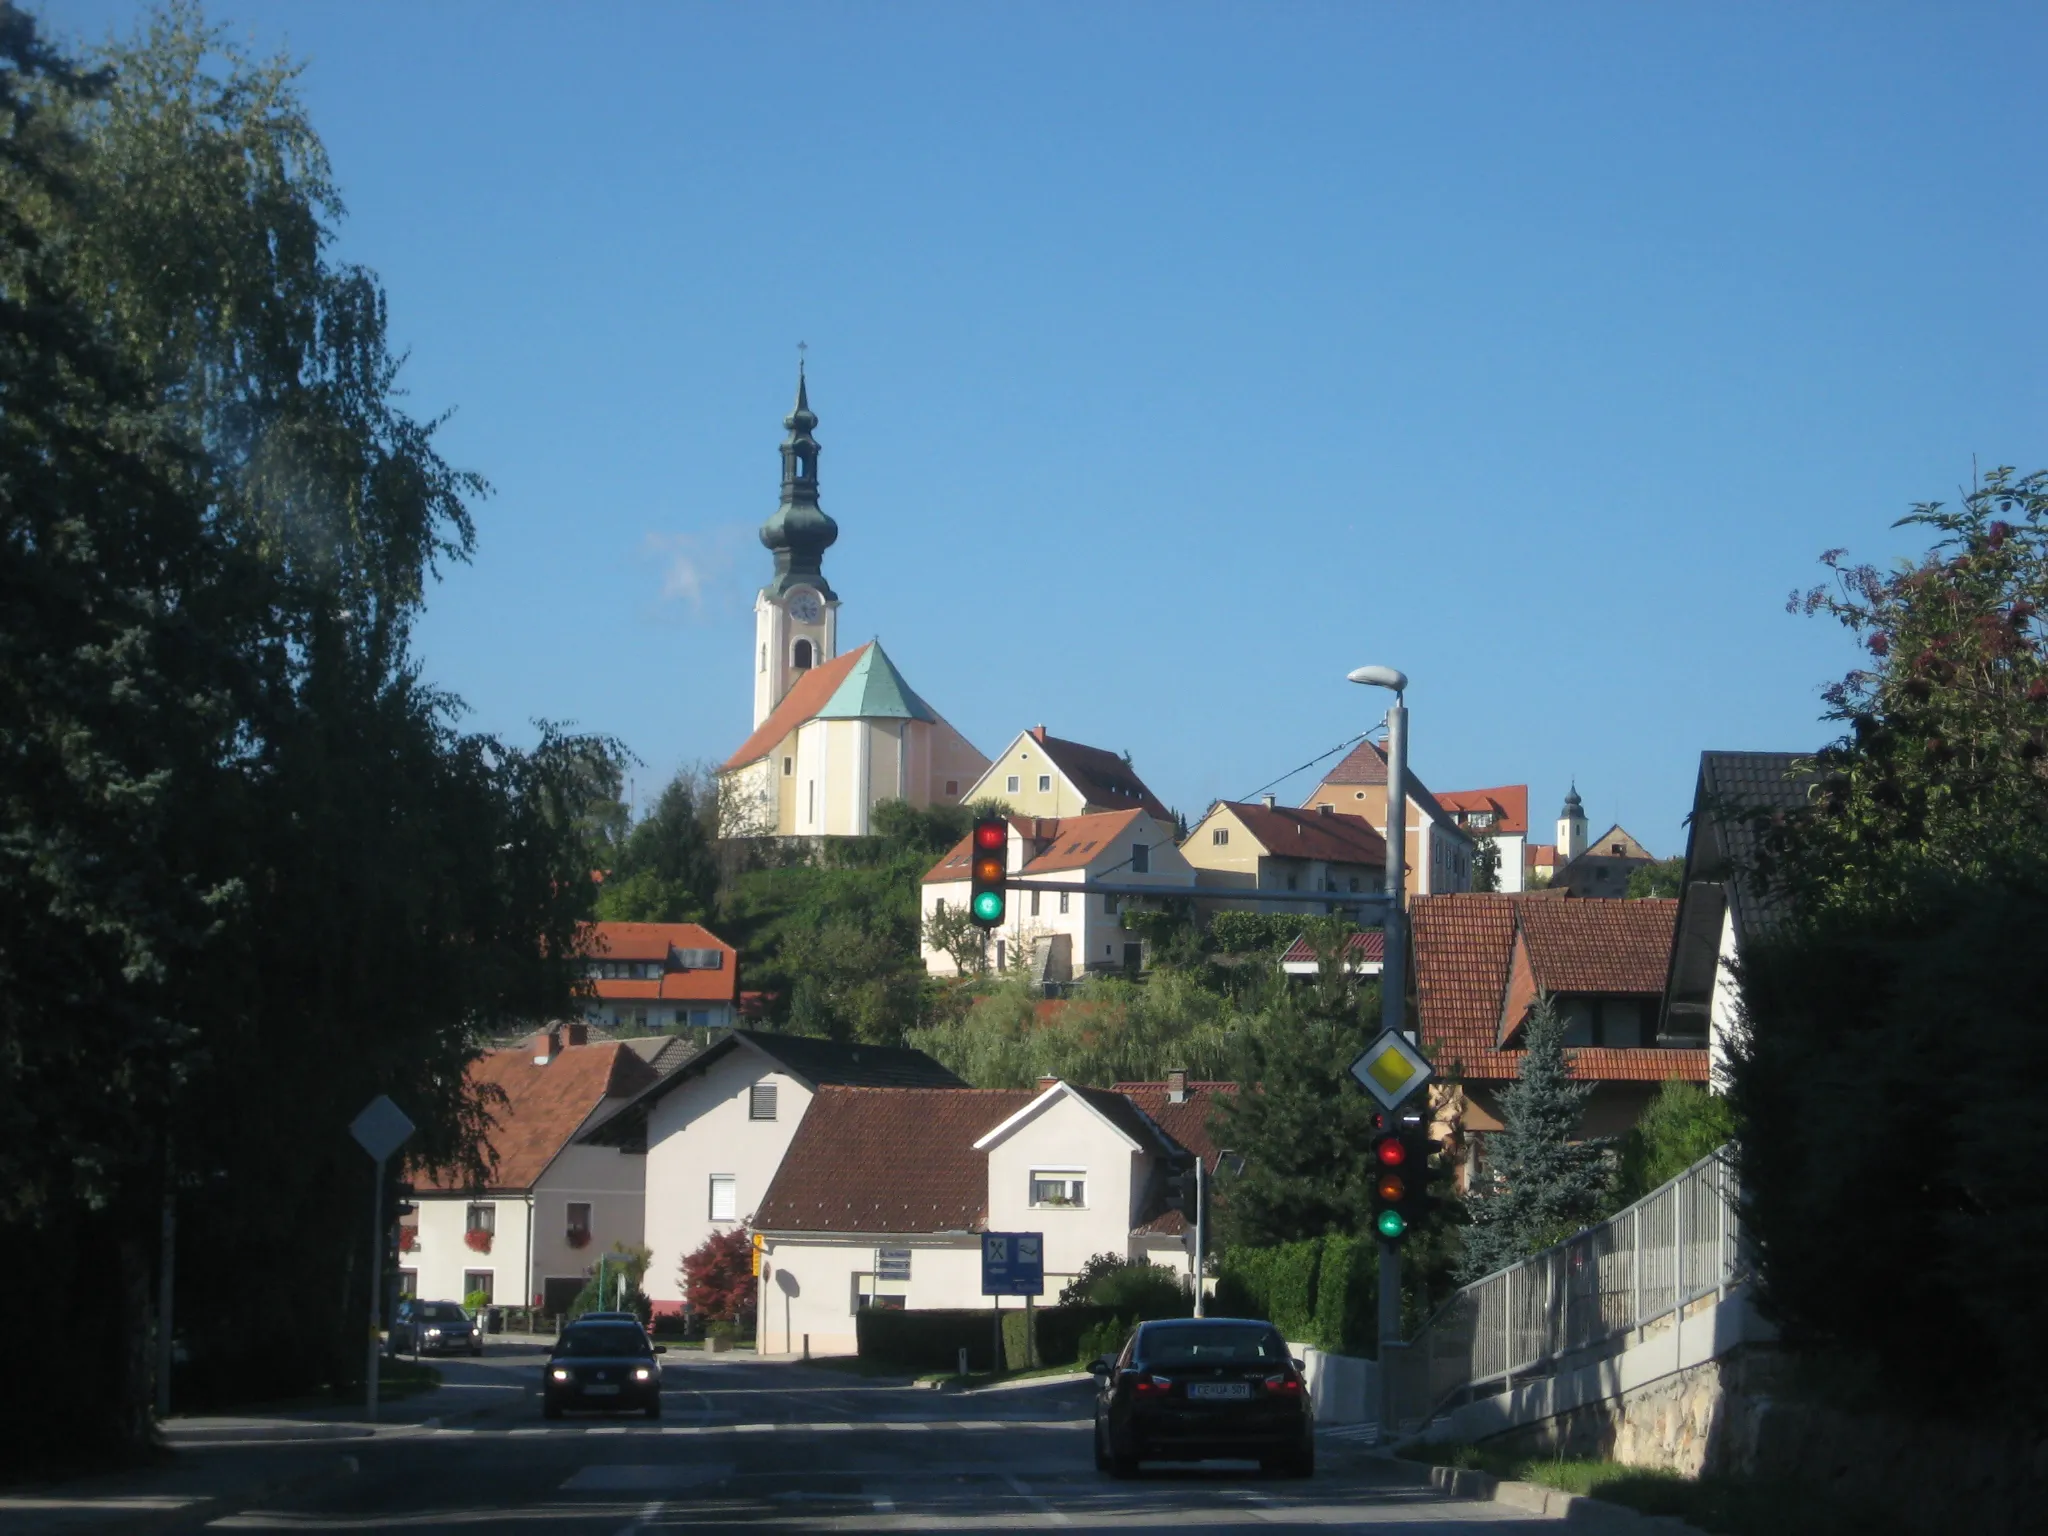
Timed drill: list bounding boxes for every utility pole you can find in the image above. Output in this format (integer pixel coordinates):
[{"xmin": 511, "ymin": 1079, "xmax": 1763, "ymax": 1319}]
[
  {"xmin": 1192, "ymin": 1154, "xmax": 1208, "ymax": 1319},
  {"xmin": 156, "ymin": 1140, "xmax": 175, "ymax": 1421}
]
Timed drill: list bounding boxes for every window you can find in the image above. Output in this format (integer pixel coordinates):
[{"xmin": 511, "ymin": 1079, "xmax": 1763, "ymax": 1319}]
[
  {"xmin": 1212, "ymin": 828, "xmax": 1229, "ymax": 846},
  {"xmin": 1611, "ymin": 842, "xmax": 1625, "ymax": 856},
  {"xmin": 1038, "ymin": 774, "xmax": 1052, "ymax": 793},
  {"xmin": 1131, "ymin": 843, "xmax": 1150, "ymax": 874},
  {"xmin": 1058, "ymin": 891, "xmax": 1070, "ymax": 914},
  {"xmin": 709, "ymin": 1175, "xmax": 737, "ymax": 1222},
  {"xmin": 398, "ymin": 1269, "xmax": 417, "ymax": 1299},
  {"xmin": 1006, "ymin": 775, "xmax": 1021, "ymax": 794},
  {"xmin": 689, "ymin": 1008, "xmax": 710, "ymax": 1028},
  {"xmin": 750, "ymin": 1083, "xmax": 778, "ymax": 1120},
  {"xmin": 1030, "ymin": 888, "xmax": 1041, "ymax": 916},
  {"xmin": 1103, "ymin": 894, "xmax": 1121, "ymax": 916},
  {"xmin": 466, "ymin": 1203, "xmax": 495, "ymax": 1234},
  {"xmin": 945, "ymin": 780, "xmax": 958, "ymax": 795},
  {"xmin": 464, "ymin": 1271, "xmax": 493, "ymax": 1302},
  {"xmin": 1031, "ymin": 1171, "xmax": 1086, "ymax": 1208},
  {"xmin": 1349, "ymin": 876, "xmax": 1361, "ymax": 892},
  {"xmin": 782, "ymin": 756, "xmax": 793, "ymax": 777},
  {"xmin": 566, "ymin": 1202, "xmax": 591, "ymax": 1240},
  {"xmin": 793, "ymin": 638, "xmax": 813, "ymax": 669},
  {"xmin": 1285, "ymin": 874, "xmax": 1298, "ymax": 891}
]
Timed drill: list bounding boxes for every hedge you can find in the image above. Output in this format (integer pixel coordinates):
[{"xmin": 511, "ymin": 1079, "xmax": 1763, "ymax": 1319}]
[
  {"xmin": 1205, "ymin": 911, "xmax": 1303, "ymax": 955},
  {"xmin": 1311, "ymin": 1235, "xmax": 1377, "ymax": 1356},
  {"xmin": 1215, "ymin": 1238, "xmax": 1376, "ymax": 1355},
  {"xmin": 854, "ymin": 1308, "xmax": 1001, "ymax": 1373}
]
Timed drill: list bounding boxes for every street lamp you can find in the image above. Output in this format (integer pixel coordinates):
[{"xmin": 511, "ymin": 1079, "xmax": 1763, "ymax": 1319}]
[
  {"xmin": 1348, "ymin": 664, "xmax": 1410, "ymax": 1445},
  {"xmin": 1346, "ymin": 665, "xmax": 1407, "ymax": 1043}
]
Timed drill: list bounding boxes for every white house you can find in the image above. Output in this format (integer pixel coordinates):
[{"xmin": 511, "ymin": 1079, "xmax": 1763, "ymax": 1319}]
[
  {"xmin": 919, "ymin": 809, "xmax": 1197, "ymax": 982},
  {"xmin": 751, "ymin": 1076, "xmax": 1231, "ymax": 1357},
  {"xmin": 404, "ymin": 1027, "xmax": 668, "ymax": 1313},
  {"xmin": 1435, "ymin": 786, "xmax": 1530, "ymax": 893},
  {"xmin": 577, "ymin": 1030, "xmax": 963, "ymax": 1318}
]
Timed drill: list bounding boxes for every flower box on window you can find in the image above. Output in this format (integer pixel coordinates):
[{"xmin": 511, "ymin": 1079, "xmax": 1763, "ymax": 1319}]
[
  {"xmin": 565, "ymin": 1227, "xmax": 592, "ymax": 1249},
  {"xmin": 398, "ymin": 1227, "xmax": 417, "ymax": 1253},
  {"xmin": 464, "ymin": 1228, "xmax": 493, "ymax": 1254}
]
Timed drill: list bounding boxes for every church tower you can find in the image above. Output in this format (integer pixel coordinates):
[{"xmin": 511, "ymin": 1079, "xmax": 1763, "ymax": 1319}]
[
  {"xmin": 752, "ymin": 366, "xmax": 840, "ymax": 728},
  {"xmin": 1558, "ymin": 783, "xmax": 1588, "ymax": 863}
]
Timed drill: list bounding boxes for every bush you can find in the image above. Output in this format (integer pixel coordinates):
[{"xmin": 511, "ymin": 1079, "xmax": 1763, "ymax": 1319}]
[
  {"xmin": 855, "ymin": 1309, "xmax": 1000, "ymax": 1373},
  {"xmin": 463, "ymin": 1289, "xmax": 491, "ymax": 1314},
  {"xmin": 1205, "ymin": 911, "xmax": 1301, "ymax": 954},
  {"xmin": 1075, "ymin": 1315, "xmax": 1133, "ymax": 1367},
  {"xmin": 1311, "ymin": 1236, "xmax": 1376, "ymax": 1355},
  {"xmin": 1612, "ymin": 1082, "xmax": 1736, "ymax": 1208},
  {"xmin": 1077, "ymin": 1260, "xmax": 1188, "ymax": 1318}
]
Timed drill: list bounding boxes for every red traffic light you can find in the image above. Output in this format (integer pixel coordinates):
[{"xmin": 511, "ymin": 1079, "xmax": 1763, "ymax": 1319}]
[
  {"xmin": 1374, "ymin": 1136, "xmax": 1408, "ymax": 1168},
  {"xmin": 974, "ymin": 821, "xmax": 1006, "ymax": 850}
]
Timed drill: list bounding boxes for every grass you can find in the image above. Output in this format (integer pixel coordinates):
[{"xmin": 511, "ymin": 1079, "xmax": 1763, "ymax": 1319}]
[{"xmin": 1398, "ymin": 1442, "xmax": 1920, "ymax": 1536}]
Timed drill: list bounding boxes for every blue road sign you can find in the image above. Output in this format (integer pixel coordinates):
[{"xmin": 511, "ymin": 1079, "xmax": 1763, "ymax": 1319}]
[{"xmin": 981, "ymin": 1232, "xmax": 1044, "ymax": 1296}]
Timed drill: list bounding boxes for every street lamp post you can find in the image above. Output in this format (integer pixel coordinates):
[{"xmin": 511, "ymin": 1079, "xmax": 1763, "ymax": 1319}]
[{"xmin": 1348, "ymin": 664, "xmax": 1409, "ymax": 1444}]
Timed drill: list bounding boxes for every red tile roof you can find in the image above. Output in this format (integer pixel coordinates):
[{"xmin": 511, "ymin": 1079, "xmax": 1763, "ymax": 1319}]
[
  {"xmin": 1028, "ymin": 727, "xmax": 1172, "ymax": 821},
  {"xmin": 1279, "ymin": 930, "xmax": 1386, "ymax": 966},
  {"xmin": 412, "ymin": 1042, "xmax": 655, "ymax": 1194},
  {"xmin": 1213, "ymin": 802, "xmax": 1388, "ymax": 866},
  {"xmin": 753, "ymin": 1086, "xmax": 1034, "ymax": 1233},
  {"xmin": 1112, "ymin": 1082, "xmax": 1240, "ymax": 1235},
  {"xmin": 582, "ymin": 921, "xmax": 731, "ymax": 963},
  {"xmin": 1436, "ymin": 785, "xmax": 1530, "ymax": 837},
  {"xmin": 922, "ymin": 810, "xmax": 1159, "ymax": 883},
  {"xmin": 1303, "ymin": 740, "xmax": 1461, "ymax": 829},
  {"xmin": 582, "ymin": 921, "xmax": 738, "ymax": 1003},
  {"xmin": 1411, "ymin": 893, "xmax": 1703, "ymax": 1084},
  {"xmin": 721, "ymin": 644, "xmax": 869, "ymax": 771}
]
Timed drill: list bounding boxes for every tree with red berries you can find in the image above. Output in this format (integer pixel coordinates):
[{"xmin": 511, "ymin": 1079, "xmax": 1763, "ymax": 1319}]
[
  {"xmin": 1731, "ymin": 465, "xmax": 2048, "ymax": 1422},
  {"xmin": 681, "ymin": 1227, "xmax": 757, "ymax": 1324}
]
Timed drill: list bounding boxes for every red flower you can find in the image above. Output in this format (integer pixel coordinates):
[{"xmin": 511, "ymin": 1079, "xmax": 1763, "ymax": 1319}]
[
  {"xmin": 565, "ymin": 1227, "xmax": 592, "ymax": 1249},
  {"xmin": 398, "ymin": 1227, "xmax": 417, "ymax": 1253},
  {"xmin": 1867, "ymin": 632, "xmax": 1890, "ymax": 657},
  {"xmin": 464, "ymin": 1228, "xmax": 494, "ymax": 1254}
]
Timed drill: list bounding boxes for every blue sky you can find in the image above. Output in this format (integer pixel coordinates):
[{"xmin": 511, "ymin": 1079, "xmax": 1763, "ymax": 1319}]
[{"xmin": 46, "ymin": 2, "xmax": 2048, "ymax": 853}]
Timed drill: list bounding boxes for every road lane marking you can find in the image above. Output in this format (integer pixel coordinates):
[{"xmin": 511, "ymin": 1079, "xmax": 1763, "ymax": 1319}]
[{"xmin": 1004, "ymin": 1473, "xmax": 1073, "ymax": 1526}]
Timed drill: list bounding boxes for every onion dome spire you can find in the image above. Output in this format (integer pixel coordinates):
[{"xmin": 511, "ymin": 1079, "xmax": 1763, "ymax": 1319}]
[{"xmin": 758, "ymin": 361, "xmax": 837, "ymax": 599}]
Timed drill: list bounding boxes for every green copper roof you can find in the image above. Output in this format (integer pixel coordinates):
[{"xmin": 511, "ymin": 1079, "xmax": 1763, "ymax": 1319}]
[{"xmin": 814, "ymin": 642, "xmax": 939, "ymax": 723}]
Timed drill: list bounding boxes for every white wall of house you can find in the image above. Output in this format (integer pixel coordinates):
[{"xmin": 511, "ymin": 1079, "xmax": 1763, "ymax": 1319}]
[
  {"xmin": 756, "ymin": 1236, "xmax": 985, "ymax": 1357},
  {"xmin": 1709, "ymin": 901, "xmax": 1742, "ymax": 1088},
  {"xmin": 1491, "ymin": 832, "xmax": 1527, "ymax": 892},
  {"xmin": 527, "ymin": 1143, "xmax": 647, "ymax": 1315},
  {"xmin": 640, "ymin": 1050, "xmax": 815, "ymax": 1313},
  {"xmin": 404, "ymin": 1192, "xmax": 532, "ymax": 1308},
  {"xmin": 981, "ymin": 1088, "xmax": 1156, "ymax": 1283}
]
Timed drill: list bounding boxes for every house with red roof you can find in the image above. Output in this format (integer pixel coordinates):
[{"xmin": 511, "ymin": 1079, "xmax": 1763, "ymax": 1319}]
[
  {"xmin": 1435, "ymin": 785, "xmax": 1531, "ymax": 892},
  {"xmin": 1300, "ymin": 739, "xmax": 1475, "ymax": 896},
  {"xmin": 919, "ymin": 809, "xmax": 1196, "ymax": 981},
  {"xmin": 404, "ymin": 1026, "xmax": 671, "ymax": 1314},
  {"xmin": 577, "ymin": 920, "xmax": 740, "ymax": 1033},
  {"xmin": 751, "ymin": 1076, "xmax": 1227, "ymax": 1355},
  {"xmin": 1180, "ymin": 797, "xmax": 1388, "ymax": 914},
  {"xmin": 962, "ymin": 725, "xmax": 1174, "ymax": 822},
  {"xmin": 1409, "ymin": 892, "xmax": 1703, "ymax": 1190}
]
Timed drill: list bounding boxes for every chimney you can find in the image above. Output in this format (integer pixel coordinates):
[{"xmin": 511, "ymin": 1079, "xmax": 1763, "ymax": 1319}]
[
  {"xmin": 566, "ymin": 1021, "xmax": 589, "ymax": 1047},
  {"xmin": 1261, "ymin": 794, "xmax": 1276, "ymax": 810},
  {"xmin": 1032, "ymin": 725, "xmax": 1047, "ymax": 742},
  {"xmin": 1166, "ymin": 1068, "xmax": 1188, "ymax": 1105},
  {"xmin": 1037, "ymin": 1074, "xmax": 1060, "ymax": 1092},
  {"xmin": 533, "ymin": 1028, "xmax": 562, "ymax": 1065}
]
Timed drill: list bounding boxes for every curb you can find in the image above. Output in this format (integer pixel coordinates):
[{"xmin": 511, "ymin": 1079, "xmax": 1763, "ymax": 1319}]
[{"xmin": 1336, "ymin": 1448, "xmax": 1712, "ymax": 1533}]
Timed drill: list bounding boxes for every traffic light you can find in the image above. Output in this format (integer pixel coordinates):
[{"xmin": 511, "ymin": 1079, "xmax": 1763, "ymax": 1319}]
[
  {"xmin": 1163, "ymin": 1152, "xmax": 1200, "ymax": 1222},
  {"xmin": 969, "ymin": 817, "xmax": 1007, "ymax": 928},
  {"xmin": 1397, "ymin": 1128, "xmax": 1439, "ymax": 1233},
  {"xmin": 1370, "ymin": 1127, "xmax": 1411, "ymax": 1241}
]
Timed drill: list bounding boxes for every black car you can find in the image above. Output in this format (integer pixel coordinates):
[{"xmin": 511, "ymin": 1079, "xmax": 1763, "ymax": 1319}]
[
  {"xmin": 1089, "ymin": 1317, "xmax": 1314, "ymax": 1478},
  {"xmin": 544, "ymin": 1320, "xmax": 666, "ymax": 1419},
  {"xmin": 387, "ymin": 1299, "xmax": 482, "ymax": 1357}
]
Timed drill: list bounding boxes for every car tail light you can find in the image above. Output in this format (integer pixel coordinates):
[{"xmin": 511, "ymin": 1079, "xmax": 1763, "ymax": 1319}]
[
  {"xmin": 1263, "ymin": 1373, "xmax": 1304, "ymax": 1394},
  {"xmin": 1133, "ymin": 1375, "xmax": 1174, "ymax": 1395}
]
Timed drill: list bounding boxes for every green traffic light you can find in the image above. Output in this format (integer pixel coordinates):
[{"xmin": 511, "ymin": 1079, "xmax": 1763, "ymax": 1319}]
[
  {"xmin": 972, "ymin": 891, "xmax": 1004, "ymax": 922},
  {"xmin": 1376, "ymin": 1209, "xmax": 1407, "ymax": 1240}
]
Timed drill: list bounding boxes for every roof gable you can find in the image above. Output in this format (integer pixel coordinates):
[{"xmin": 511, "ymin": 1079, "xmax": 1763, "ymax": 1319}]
[
  {"xmin": 1437, "ymin": 786, "xmax": 1530, "ymax": 837},
  {"xmin": 1304, "ymin": 740, "xmax": 1463, "ymax": 832},
  {"xmin": 1029, "ymin": 729, "xmax": 1171, "ymax": 820},
  {"xmin": 580, "ymin": 921, "xmax": 733, "ymax": 963},
  {"xmin": 721, "ymin": 644, "xmax": 870, "ymax": 771},
  {"xmin": 970, "ymin": 1079, "xmax": 1158, "ymax": 1154},
  {"xmin": 1203, "ymin": 801, "xmax": 1388, "ymax": 866},
  {"xmin": 413, "ymin": 1042, "xmax": 653, "ymax": 1193}
]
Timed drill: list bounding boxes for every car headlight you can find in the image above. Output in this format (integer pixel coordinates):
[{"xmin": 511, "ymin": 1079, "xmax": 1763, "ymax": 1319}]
[
  {"xmin": 632, "ymin": 1367, "xmax": 651, "ymax": 1381},
  {"xmin": 550, "ymin": 1367, "xmax": 569, "ymax": 1381},
  {"xmin": 424, "ymin": 1327, "xmax": 441, "ymax": 1338}
]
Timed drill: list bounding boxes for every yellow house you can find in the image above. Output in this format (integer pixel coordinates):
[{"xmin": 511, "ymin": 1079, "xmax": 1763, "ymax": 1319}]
[
  {"xmin": 962, "ymin": 726, "xmax": 1172, "ymax": 823},
  {"xmin": 1298, "ymin": 739, "xmax": 1475, "ymax": 897},
  {"xmin": 1180, "ymin": 798, "xmax": 1387, "ymax": 913}
]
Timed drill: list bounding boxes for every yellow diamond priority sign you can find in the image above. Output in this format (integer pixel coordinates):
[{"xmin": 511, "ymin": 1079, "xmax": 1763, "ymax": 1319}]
[{"xmin": 1350, "ymin": 1029, "xmax": 1434, "ymax": 1111}]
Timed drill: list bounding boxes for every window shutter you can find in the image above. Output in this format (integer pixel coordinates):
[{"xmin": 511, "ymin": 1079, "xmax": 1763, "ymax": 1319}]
[{"xmin": 750, "ymin": 1083, "xmax": 778, "ymax": 1120}]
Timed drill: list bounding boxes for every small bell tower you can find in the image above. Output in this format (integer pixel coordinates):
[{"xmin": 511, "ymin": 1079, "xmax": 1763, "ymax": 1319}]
[
  {"xmin": 1558, "ymin": 783, "xmax": 1588, "ymax": 863},
  {"xmin": 752, "ymin": 363, "xmax": 841, "ymax": 726}
]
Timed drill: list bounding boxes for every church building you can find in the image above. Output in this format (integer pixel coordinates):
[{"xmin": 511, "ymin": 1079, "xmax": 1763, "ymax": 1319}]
[{"xmin": 718, "ymin": 372, "xmax": 987, "ymax": 838}]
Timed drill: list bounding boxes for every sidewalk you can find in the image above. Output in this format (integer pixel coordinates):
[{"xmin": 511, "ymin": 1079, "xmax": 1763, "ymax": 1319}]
[{"xmin": 0, "ymin": 1351, "xmax": 535, "ymax": 1534}]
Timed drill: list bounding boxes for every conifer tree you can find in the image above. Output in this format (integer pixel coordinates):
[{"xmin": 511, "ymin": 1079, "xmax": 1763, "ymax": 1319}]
[{"xmin": 1458, "ymin": 995, "xmax": 1612, "ymax": 1279}]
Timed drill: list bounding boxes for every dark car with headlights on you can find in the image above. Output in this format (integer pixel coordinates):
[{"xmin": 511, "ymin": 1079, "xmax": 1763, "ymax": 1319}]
[
  {"xmin": 1090, "ymin": 1317, "xmax": 1314, "ymax": 1477},
  {"xmin": 386, "ymin": 1299, "xmax": 482, "ymax": 1357},
  {"xmin": 544, "ymin": 1320, "xmax": 666, "ymax": 1419}
]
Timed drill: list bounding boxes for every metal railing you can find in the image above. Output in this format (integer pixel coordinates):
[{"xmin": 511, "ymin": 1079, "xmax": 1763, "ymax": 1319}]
[{"xmin": 1387, "ymin": 1145, "xmax": 1743, "ymax": 1433}]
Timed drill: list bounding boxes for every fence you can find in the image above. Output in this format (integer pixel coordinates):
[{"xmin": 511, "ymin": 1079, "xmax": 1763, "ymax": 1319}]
[{"xmin": 1388, "ymin": 1145, "xmax": 1743, "ymax": 1433}]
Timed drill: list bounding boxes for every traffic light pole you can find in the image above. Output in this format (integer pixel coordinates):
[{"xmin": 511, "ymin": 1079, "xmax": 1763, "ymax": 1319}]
[{"xmin": 1376, "ymin": 697, "xmax": 1408, "ymax": 1446}]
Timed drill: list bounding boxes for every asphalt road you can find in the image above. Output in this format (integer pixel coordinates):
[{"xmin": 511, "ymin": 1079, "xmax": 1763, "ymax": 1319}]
[{"xmin": 203, "ymin": 1346, "xmax": 1562, "ymax": 1533}]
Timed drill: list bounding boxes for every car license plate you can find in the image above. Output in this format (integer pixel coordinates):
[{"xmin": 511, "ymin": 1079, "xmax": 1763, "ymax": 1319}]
[
  {"xmin": 583, "ymin": 1384, "xmax": 621, "ymax": 1396},
  {"xmin": 1188, "ymin": 1382, "xmax": 1250, "ymax": 1401}
]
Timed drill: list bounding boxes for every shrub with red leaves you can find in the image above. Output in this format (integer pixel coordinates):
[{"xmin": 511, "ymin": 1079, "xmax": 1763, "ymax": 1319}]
[{"xmin": 682, "ymin": 1227, "xmax": 756, "ymax": 1323}]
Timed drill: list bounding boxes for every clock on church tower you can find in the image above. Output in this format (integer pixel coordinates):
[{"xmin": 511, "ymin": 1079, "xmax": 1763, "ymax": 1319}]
[{"xmin": 752, "ymin": 367, "xmax": 840, "ymax": 728}]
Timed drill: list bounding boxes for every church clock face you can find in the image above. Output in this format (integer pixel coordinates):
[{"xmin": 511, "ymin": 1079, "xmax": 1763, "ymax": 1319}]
[{"xmin": 785, "ymin": 587, "xmax": 823, "ymax": 625}]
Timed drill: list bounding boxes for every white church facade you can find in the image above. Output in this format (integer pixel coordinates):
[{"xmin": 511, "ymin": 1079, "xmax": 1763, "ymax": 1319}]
[{"xmin": 718, "ymin": 373, "xmax": 987, "ymax": 839}]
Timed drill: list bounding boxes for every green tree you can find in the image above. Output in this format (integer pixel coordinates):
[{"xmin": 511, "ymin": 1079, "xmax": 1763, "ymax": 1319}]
[
  {"xmin": 1470, "ymin": 833, "xmax": 1502, "ymax": 892},
  {"xmin": 0, "ymin": 3, "xmax": 612, "ymax": 1463},
  {"xmin": 1610, "ymin": 1082, "xmax": 1735, "ymax": 1207},
  {"xmin": 1731, "ymin": 467, "xmax": 2048, "ymax": 1414},
  {"xmin": 1624, "ymin": 855, "xmax": 1685, "ymax": 898},
  {"xmin": 1459, "ymin": 996, "xmax": 1612, "ymax": 1279},
  {"xmin": 597, "ymin": 769, "xmax": 720, "ymax": 923}
]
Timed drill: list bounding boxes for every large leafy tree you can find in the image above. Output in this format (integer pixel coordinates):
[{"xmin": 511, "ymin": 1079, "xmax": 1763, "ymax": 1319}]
[
  {"xmin": 1732, "ymin": 467, "xmax": 2048, "ymax": 1414},
  {"xmin": 0, "ymin": 3, "xmax": 613, "ymax": 1462},
  {"xmin": 1458, "ymin": 996, "xmax": 1611, "ymax": 1280},
  {"xmin": 597, "ymin": 768, "xmax": 720, "ymax": 922}
]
